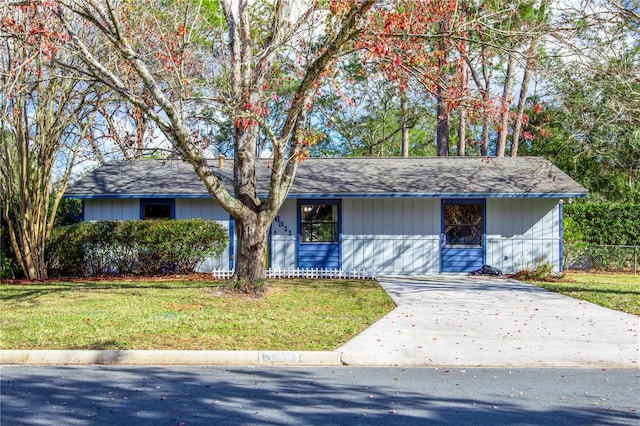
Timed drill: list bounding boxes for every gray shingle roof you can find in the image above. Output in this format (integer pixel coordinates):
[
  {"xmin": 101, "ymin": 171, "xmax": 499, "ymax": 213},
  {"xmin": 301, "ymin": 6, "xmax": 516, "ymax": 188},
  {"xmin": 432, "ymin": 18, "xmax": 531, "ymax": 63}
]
[{"xmin": 65, "ymin": 156, "xmax": 588, "ymax": 199}]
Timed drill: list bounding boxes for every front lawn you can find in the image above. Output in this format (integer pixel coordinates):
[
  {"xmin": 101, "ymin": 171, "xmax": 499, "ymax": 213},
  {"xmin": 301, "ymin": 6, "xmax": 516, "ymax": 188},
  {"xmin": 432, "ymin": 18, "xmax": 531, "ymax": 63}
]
[
  {"xmin": 533, "ymin": 272, "xmax": 640, "ymax": 316},
  {"xmin": 0, "ymin": 278, "xmax": 394, "ymax": 350}
]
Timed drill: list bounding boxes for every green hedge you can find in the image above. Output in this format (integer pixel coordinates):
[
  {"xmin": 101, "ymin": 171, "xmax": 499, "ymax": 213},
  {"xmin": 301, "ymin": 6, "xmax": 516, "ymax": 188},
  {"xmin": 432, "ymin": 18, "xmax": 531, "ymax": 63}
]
[
  {"xmin": 563, "ymin": 201, "xmax": 640, "ymax": 270},
  {"xmin": 563, "ymin": 201, "xmax": 640, "ymax": 245},
  {"xmin": 48, "ymin": 219, "xmax": 228, "ymax": 276}
]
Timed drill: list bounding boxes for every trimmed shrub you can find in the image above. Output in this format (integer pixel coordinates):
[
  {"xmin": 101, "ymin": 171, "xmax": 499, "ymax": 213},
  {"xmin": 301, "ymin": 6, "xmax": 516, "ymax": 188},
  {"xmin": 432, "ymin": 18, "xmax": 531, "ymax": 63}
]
[
  {"xmin": 48, "ymin": 219, "xmax": 227, "ymax": 276},
  {"xmin": 512, "ymin": 257, "xmax": 555, "ymax": 281}
]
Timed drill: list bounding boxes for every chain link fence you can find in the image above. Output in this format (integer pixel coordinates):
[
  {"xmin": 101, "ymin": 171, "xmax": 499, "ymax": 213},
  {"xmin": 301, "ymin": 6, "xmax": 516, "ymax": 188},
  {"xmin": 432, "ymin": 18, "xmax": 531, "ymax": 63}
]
[{"xmin": 564, "ymin": 244, "xmax": 639, "ymax": 274}]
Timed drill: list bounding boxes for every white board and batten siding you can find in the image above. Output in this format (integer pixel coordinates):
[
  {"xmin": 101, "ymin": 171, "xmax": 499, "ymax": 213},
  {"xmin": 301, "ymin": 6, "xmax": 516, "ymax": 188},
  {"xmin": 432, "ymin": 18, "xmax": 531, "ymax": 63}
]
[
  {"xmin": 269, "ymin": 200, "xmax": 297, "ymax": 270},
  {"xmin": 341, "ymin": 198, "xmax": 441, "ymax": 274},
  {"xmin": 84, "ymin": 198, "xmax": 231, "ymax": 224},
  {"xmin": 486, "ymin": 198, "xmax": 562, "ymax": 273},
  {"xmin": 269, "ymin": 197, "xmax": 562, "ymax": 274},
  {"xmin": 85, "ymin": 197, "xmax": 564, "ymax": 275},
  {"xmin": 84, "ymin": 199, "xmax": 139, "ymax": 221},
  {"xmin": 268, "ymin": 198, "xmax": 442, "ymax": 274}
]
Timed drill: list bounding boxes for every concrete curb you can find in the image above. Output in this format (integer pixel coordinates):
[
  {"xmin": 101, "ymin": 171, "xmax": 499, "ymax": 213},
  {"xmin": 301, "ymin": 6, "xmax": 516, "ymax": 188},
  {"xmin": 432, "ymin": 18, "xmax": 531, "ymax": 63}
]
[{"xmin": 0, "ymin": 350, "xmax": 343, "ymax": 366}]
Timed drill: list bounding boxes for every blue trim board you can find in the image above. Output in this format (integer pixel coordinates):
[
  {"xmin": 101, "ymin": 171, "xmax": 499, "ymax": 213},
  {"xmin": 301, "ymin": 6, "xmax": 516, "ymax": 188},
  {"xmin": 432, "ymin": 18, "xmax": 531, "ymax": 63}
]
[
  {"xmin": 267, "ymin": 223, "xmax": 273, "ymax": 269},
  {"xmin": 442, "ymin": 198, "xmax": 487, "ymax": 205},
  {"xmin": 441, "ymin": 247, "xmax": 484, "ymax": 272},
  {"xmin": 65, "ymin": 193, "xmax": 213, "ymax": 199},
  {"xmin": 285, "ymin": 192, "xmax": 587, "ymax": 199},
  {"xmin": 228, "ymin": 216, "xmax": 235, "ymax": 271},
  {"xmin": 559, "ymin": 202, "xmax": 564, "ymax": 273},
  {"xmin": 297, "ymin": 244, "xmax": 341, "ymax": 269},
  {"xmin": 65, "ymin": 192, "xmax": 588, "ymax": 200}
]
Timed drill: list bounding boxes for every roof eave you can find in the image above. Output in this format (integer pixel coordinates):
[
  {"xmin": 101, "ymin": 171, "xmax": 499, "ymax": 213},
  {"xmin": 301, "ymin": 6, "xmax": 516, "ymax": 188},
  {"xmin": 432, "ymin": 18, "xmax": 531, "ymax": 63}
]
[
  {"xmin": 285, "ymin": 192, "xmax": 589, "ymax": 198},
  {"xmin": 65, "ymin": 192, "xmax": 589, "ymax": 199}
]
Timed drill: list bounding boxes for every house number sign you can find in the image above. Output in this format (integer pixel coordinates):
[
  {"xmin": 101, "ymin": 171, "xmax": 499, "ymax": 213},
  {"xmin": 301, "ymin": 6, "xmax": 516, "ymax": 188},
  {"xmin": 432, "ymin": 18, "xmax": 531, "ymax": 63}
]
[{"xmin": 273, "ymin": 216, "xmax": 292, "ymax": 236}]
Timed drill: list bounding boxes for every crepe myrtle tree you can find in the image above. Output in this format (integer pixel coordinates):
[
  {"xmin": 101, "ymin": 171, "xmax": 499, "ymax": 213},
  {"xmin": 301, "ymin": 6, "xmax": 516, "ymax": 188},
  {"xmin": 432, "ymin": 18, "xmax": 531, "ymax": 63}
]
[
  {"xmin": 0, "ymin": 3, "xmax": 101, "ymax": 280},
  {"xmin": 17, "ymin": 0, "xmax": 374, "ymax": 291}
]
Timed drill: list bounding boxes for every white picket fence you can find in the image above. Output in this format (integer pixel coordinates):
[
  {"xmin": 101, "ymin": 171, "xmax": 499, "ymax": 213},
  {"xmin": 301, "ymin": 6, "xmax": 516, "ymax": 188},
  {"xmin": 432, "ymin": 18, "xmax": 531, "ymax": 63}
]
[{"xmin": 211, "ymin": 268, "xmax": 377, "ymax": 280}]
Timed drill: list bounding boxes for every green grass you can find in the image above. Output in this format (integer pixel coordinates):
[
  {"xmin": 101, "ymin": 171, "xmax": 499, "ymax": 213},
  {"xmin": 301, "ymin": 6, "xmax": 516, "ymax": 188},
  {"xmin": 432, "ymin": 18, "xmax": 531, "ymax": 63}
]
[
  {"xmin": 533, "ymin": 273, "xmax": 640, "ymax": 316},
  {"xmin": 0, "ymin": 279, "xmax": 394, "ymax": 350}
]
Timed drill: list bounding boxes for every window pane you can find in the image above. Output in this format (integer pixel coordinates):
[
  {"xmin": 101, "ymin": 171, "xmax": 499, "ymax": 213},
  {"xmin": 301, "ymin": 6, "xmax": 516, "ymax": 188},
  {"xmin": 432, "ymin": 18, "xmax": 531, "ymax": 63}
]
[
  {"xmin": 301, "ymin": 204, "xmax": 338, "ymax": 242},
  {"xmin": 143, "ymin": 203, "xmax": 172, "ymax": 220},
  {"xmin": 444, "ymin": 203, "xmax": 482, "ymax": 246},
  {"xmin": 445, "ymin": 225, "xmax": 482, "ymax": 245},
  {"xmin": 302, "ymin": 223, "xmax": 338, "ymax": 242},
  {"xmin": 301, "ymin": 204, "xmax": 336, "ymax": 222},
  {"xmin": 302, "ymin": 223, "xmax": 313, "ymax": 242}
]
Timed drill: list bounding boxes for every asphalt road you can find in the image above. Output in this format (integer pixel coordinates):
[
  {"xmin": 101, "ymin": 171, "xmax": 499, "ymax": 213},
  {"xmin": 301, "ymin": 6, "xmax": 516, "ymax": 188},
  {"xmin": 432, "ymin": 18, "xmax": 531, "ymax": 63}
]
[{"xmin": 1, "ymin": 366, "xmax": 638, "ymax": 425}]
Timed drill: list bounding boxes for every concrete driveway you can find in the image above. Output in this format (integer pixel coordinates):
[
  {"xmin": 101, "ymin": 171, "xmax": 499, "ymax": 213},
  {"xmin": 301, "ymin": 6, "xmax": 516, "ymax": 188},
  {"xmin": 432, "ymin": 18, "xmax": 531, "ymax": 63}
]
[{"xmin": 339, "ymin": 275, "xmax": 639, "ymax": 367}]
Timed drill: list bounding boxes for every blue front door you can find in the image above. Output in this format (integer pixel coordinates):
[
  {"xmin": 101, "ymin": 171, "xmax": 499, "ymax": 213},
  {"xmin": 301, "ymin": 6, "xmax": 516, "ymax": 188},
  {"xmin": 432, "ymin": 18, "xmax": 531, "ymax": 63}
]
[
  {"xmin": 441, "ymin": 199, "xmax": 485, "ymax": 272},
  {"xmin": 297, "ymin": 200, "xmax": 341, "ymax": 269}
]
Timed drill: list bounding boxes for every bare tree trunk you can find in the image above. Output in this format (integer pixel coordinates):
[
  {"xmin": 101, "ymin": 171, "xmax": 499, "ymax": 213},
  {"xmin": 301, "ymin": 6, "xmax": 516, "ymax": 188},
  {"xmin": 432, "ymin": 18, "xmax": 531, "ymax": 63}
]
[
  {"xmin": 85, "ymin": 132, "xmax": 105, "ymax": 164},
  {"xmin": 458, "ymin": 108, "xmax": 467, "ymax": 156},
  {"xmin": 463, "ymin": 50, "xmax": 492, "ymax": 157},
  {"xmin": 436, "ymin": 107, "xmax": 449, "ymax": 156},
  {"xmin": 458, "ymin": 65, "xmax": 469, "ymax": 156},
  {"xmin": 511, "ymin": 39, "xmax": 537, "ymax": 157},
  {"xmin": 400, "ymin": 91, "xmax": 410, "ymax": 157},
  {"xmin": 401, "ymin": 125, "xmax": 410, "ymax": 157},
  {"xmin": 133, "ymin": 105, "xmax": 149, "ymax": 159},
  {"xmin": 232, "ymin": 215, "xmax": 271, "ymax": 291},
  {"xmin": 10, "ymin": 215, "xmax": 47, "ymax": 280},
  {"xmin": 226, "ymin": 121, "xmax": 273, "ymax": 287},
  {"xmin": 496, "ymin": 53, "xmax": 517, "ymax": 157},
  {"xmin": 2, "ymin": 131, "xmax": 66, "ymax": 280},
  {"xmin": 435, "ymin": 21, "xmax": 450, "ymax": 157},
  {"xmin": 436, "ymin": 85, "xmax": 450, "ymax": 157},
  {"xmin": 2, "ymin": 131, "xmax": 84, "ymax": 280},
  {"xmin": 481, "ymin": 115, "xmax": 489, "ymax": 156}
]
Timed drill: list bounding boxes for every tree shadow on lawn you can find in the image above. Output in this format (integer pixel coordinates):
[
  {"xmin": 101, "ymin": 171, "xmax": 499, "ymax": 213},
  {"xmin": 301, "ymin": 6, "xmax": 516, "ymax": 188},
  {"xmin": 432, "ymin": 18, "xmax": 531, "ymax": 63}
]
[
  {"xmin": 2, "ymin": 278, "xmax": 382, "ymax": 305},
  {"xmin": 1, "ymin": 366, "xmax": 637, "ymax": 426},
  {"xmin": 0, "ymin": 280, "xmax": 219, "ymax": 304},
  {"xmin": 540, "ymin": 284, "xmax": 640, "ymax": 297}
]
